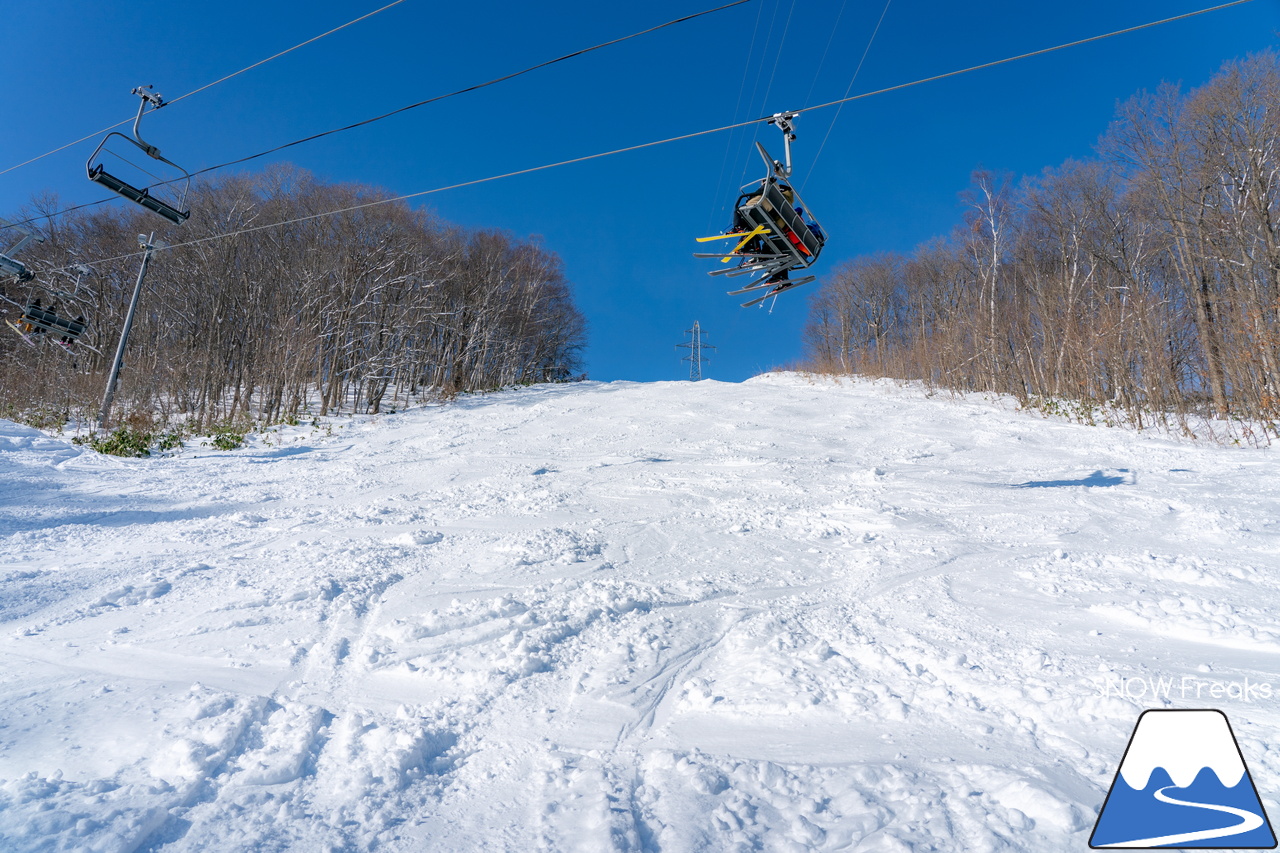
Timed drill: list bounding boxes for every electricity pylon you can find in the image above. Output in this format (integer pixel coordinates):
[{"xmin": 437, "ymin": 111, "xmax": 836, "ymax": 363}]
[{"xmin": 676, "ymin": 321, "xmax": 715, "ymax": 381}]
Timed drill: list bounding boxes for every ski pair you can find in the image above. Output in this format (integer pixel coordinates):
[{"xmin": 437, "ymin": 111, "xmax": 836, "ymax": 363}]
[
  {"xmin": 6, "ymin": 320, "xmax": 100, "ymax": 355},
  {"xmin": 730, "ymin": 275, "xmax": 816, "ymax": 307}
]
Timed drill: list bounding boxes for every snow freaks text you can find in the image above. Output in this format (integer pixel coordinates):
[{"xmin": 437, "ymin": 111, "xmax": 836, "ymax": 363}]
[{"xmin": 1095, "ymin": 675, "xmax": 1274, "ymax": 703}]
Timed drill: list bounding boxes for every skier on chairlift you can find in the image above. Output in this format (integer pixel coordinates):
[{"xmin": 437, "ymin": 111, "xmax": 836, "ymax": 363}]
[{"xmin": 694, "ymin": 112, "xmax": 826, "ymax": 307}]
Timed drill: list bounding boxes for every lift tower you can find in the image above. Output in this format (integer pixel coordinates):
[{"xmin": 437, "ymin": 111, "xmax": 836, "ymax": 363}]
[{"xmin": 676, "ymin": 321, "xmax": 716, "ymax": 381}]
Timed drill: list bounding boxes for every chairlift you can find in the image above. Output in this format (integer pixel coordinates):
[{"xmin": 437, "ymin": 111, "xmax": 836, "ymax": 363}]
[
  {"xmin": 9, "ymin": 302, "xmax": 88, "ymax": 347},
  {"xmin": 86, "ymin": 86, "xmax": 191, "ymax": 225},
  {"xmin": 0, "ymin": 218, "xmax": 42, "ymax": 282},
  {"xmin": 694, "ymin": 113, "xmax": 827, "ymax": 307},
  {"xmin": 4, "ymin": 263, "xmax": 98, "ymax": 354}
]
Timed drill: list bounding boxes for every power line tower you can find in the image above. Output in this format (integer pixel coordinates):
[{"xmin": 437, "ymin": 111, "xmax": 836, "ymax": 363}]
[{"xmin": 676, "ymin": 321, "xmax": 716, "ymax": 381}]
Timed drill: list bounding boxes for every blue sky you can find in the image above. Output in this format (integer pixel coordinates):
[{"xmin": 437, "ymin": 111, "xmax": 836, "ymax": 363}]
[{"xmin": 3, "ymin": 0, "xmax": 1279, "ymax": 382}]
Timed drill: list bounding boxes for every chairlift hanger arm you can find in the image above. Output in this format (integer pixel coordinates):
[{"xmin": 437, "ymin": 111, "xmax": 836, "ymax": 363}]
[
  {"xmin": 130, "ymin": 85, "xmax": 166, "ymax": 158},
  {"xmin": 0, "ymin": 218, "xmax": 44, "ymax": 281},
  {"xmin": 3, "ymin": 233, "xmax": 41, "ymax": 259},
  {"xmin": 767, "ymin": 112, "xmax": 798, "ymax": 178},
  {"xmin": 1, "ymin": 217, "xmax": 44, "ymax": 256}
]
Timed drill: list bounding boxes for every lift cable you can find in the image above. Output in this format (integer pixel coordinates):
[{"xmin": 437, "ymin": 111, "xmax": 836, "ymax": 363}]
[
  {"xmin": 731, "ymin": 0, "xmax": 799, "ymax": 193},
  {"xmin": 802, "ymin": 0, "xmax": 852, "ymax": 109},
  {"xmin": 180, "ymin": 0, "xmax": 753, "ymax": 181},
  {"xmin": 802, "ymin": 0, "xmax": 892, "ymax": 192},
  {"xmin": 165, "ymin": 0, "xmax": 413, "ymax": 109},
  {"xmin": 758, "ymin": 0, "xmax": 799, "ymax": 119},
  {"xmin": 44, "ymin": 0, "xmax": 1261, "ymax": 273},
  {"xmin": 0, "ymin": 0, "xmax": 414, "ymax": 179},
  {"xmin": 704, "ymin": 0, "xmax": 770, "ymax": 234},
  {"xmin": 5, "ymin": 0, "xmax": 754, "ymax": 231},
  {"xmin": 802, "ymin": 0, "xmax": 1258, "ymax": 121},
  {"xmin": 718, "ymin": 0, "xmax": 785, "ymax": 224}
]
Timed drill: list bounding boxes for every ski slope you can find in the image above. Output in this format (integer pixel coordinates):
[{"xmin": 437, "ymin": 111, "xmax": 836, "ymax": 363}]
[{"xmin": 2, "ymin": 374, "xmax": 1279, "ymax": 852}]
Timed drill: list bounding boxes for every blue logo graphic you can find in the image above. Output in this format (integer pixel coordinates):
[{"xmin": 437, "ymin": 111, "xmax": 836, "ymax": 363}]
[{"xmin": 1091, "ymin": 709, "xmax": 1276, "ymax": 848}]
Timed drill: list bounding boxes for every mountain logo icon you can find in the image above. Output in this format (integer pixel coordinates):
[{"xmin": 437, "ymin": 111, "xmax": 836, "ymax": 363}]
[{"xmin": 1091, "ymin": 709, "xmax": 1276, "ymax": 848}]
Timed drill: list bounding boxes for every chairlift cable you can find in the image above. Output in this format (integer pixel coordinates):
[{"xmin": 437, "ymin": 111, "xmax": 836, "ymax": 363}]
[
  {"xmin": 758, "ymin": 0, "xmax": 798, "ymax": 118},
  {"xmin": 5, "ymin": 0, "xmax": 755, "ymax": 232},
  {"xmin": 801, "ymin": 0, "xmax": 851, "ymax": 110},
  {"xmin": 724, "ymin": 0, "xmax": 785, "ymax": 211},
  {"xmin": 42, "ymin": 0, "xmax": 1260, "ymax": 272},
  {"xmin": 61, "ymin": 128, "xmax": 816, "ymax": 271},
  {"xmin": 802, "ymin": 0, "xmax": 893, "ymax": 193},
  {"xmin": 800, "ymin": 0, "xmax": 1259, "ymax": 118},
  {"xmin": 164, "ymin": 0, "xmax": 413, "ymax": 108},
  {"xmin": 734, "ymin": 0, "xmax": 798, "ymax": 191},
  {"xmin": 710, "ymin": 0, "xmax": 833, "ymax": 237},
  {"xmin": 705, "ymin": 0, "xmax": 770, "ymax": 234},
  {"xmin": 741, "ymin": 0, "xmax": 785, "ymax": 129},
  {"xmin": 180, "ymin": 0, "xmax": 754, "ymax": 181},
  {"xmin": 0, "ymin": 0, "xmax": 414, "ymax": 179}
]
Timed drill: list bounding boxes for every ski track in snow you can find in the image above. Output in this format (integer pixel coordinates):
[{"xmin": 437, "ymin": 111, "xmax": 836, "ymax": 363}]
[{"xmin": 2, "ymin": 374, "xmax": 1279, "ymax": 851}]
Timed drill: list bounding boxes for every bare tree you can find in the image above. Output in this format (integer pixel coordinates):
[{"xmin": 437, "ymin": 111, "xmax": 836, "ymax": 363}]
[
  {"xmin": 1, "ymin": 166, "xmax": 587, "ymax": 430},
  {"xmin": 801, "ymin": 51, "xmax": 1280, "ymax": 433}
]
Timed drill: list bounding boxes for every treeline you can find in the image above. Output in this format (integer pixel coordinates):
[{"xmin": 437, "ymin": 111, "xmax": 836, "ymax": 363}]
[
  {"xmin": 804, "ymin": 52, "xmax": 1280, "ymax": 429},
  {"xmin": 1, "ymin": 166, "xmax": 586, "ymax": 428}
]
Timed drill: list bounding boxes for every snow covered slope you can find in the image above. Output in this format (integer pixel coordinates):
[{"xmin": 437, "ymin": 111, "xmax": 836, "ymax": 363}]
[{"xmin": 2, "ymin": 375, "xmax": 1279, "ymax": 852}]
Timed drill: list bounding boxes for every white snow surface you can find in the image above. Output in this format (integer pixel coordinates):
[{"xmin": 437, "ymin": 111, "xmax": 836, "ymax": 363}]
[{"xmin": 2, "ymin": 374, "xmax": 1280, "ymax": 851}]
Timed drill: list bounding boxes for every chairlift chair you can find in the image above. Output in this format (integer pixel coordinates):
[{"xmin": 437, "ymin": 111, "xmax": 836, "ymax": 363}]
[
  {"xmin": 731, "ymin": 144, "xmax": 825, "ymax": 272},
  {"xmin": 14, "ymin": 302, "xmax": 88, "ymax": 343},
  {"xmin": 86, "ymin": 86, "xmax": 191, "ymax": 225},
  {"xmin": 4, "ymin": 255, "xmax": 95, "ymax": 351},
  {"xmin": 694, "ymin": 113, "xmax": 826, "ymax": 306}
]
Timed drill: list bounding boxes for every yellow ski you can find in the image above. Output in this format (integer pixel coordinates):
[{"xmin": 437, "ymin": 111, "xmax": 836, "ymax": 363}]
[{"xmin": 695, "ymin": 225, "xmax": 771, "ymax": 262}]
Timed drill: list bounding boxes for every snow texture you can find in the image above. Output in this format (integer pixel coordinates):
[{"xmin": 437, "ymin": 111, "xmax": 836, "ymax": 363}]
[{"xmin": 2, "ymin": 374, "xmax": 1279, "ymax": 851}]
